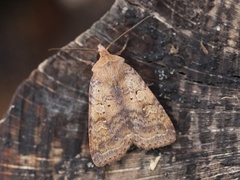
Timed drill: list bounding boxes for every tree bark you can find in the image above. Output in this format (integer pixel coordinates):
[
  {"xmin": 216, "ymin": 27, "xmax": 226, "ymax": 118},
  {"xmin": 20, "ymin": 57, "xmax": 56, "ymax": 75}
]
[{"xmin": 0, "ymin": 0, "xmax": 240, "ymax": 179}]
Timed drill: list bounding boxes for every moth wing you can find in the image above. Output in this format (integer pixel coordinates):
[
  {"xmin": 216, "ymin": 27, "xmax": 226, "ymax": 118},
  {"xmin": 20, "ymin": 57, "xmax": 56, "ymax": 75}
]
[
  {"xmin": 121, "ymin": 63, "xmax": 176, "ymax": 150},
  {"xmin": 88, "ymin": 74, "xmax": 132, "ymax": 167}
]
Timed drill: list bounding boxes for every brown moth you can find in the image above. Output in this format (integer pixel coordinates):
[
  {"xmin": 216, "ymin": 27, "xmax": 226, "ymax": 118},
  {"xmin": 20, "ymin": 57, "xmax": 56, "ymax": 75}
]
[{"xmin": 88, "ymin": 44, "xmax": 176, "ymax": 167}]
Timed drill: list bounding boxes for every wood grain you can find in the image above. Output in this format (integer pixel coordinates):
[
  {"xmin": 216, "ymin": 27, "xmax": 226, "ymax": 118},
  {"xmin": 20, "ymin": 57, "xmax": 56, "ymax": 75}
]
[{"xmin": 0, "ymin": 0, "xmax": 240, "ymax": 179}]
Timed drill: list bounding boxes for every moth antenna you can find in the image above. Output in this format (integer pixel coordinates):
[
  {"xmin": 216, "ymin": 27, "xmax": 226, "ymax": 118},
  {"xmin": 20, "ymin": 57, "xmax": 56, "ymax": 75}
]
[
  {"xmin": 115, "ymin": 38, "xmax": 129, "ymax": 55},
  {"xmin": 48, "ymin": 47, "xmax": 96, "ymax": 66},
  {"xmin": 48, "ymin": 48, "xmax": 97, "ymax": 52},
  {"xmin": 106, "ymin": 15, "xmax": 152, "ymax": 50}
]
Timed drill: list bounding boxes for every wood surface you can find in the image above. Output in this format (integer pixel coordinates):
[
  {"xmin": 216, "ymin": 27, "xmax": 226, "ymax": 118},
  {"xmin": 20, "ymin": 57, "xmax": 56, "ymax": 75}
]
[{"xmin": 0, "ymin": 0, "xmax": 240, "ymax": 179}]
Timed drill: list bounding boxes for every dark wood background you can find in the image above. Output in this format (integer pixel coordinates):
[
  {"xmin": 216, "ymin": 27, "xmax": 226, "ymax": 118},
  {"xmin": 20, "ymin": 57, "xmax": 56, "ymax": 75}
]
[{"xmin": 0, "ymin": 0, "xmax": 240, "ymax": 179}]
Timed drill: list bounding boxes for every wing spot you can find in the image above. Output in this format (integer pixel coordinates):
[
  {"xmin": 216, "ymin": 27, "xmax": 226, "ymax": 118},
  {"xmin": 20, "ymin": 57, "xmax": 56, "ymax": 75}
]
[
  {"xmin": 95, "ymin": 103, "xmax": 106, "ymax": 114},
  {"xmin": 136, "ymin": 90, "xmax": 145, "ymax": 101}
]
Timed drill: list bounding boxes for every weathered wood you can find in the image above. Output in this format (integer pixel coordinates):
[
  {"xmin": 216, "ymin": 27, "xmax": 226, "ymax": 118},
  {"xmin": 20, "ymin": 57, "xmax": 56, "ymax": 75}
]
[{"xmin": 0, "ymin": 0, "xmax": 240, "ymax": 179}]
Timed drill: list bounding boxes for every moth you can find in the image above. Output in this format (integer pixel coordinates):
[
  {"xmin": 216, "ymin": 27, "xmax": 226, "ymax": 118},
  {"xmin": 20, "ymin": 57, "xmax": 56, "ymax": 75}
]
[{"xmin": 88, "ymin": 44, "xmax": 176, "ymax": 167}]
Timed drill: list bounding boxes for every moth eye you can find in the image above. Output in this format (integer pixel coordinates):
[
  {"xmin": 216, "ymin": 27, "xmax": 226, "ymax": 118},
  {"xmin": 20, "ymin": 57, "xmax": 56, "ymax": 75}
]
[
  {"xmin": 130, "ymin": 97, "xmax": 133, "ymax": 100},
  {"xmin": 107, "ymin": 104, "xmax": 111, "ymax": 107}
]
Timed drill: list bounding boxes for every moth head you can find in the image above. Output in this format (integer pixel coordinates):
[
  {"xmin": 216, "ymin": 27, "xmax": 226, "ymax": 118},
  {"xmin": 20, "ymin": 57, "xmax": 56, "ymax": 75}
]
[
  {"xmin": 91, "ymin": 44, "xmax": 125, "ymax": 72},
  {"xmin": 98, "ymin": 44, "xmax": 109, "ymax": 57}
]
